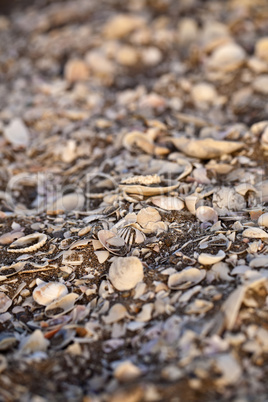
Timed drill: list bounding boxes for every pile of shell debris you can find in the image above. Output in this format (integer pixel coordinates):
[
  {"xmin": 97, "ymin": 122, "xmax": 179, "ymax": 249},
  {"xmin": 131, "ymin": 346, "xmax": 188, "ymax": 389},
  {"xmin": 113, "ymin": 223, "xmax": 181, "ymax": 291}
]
[{"xmin": 0, "ymin": 0, "xmax": 268, "ymax": 401}]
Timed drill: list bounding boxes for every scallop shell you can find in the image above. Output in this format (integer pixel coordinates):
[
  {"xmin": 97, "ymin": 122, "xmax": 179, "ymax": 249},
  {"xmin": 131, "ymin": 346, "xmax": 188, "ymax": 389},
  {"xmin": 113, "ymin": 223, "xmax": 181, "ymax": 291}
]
[
  {"xmin": 108, "ymin": 256, "xmax": 144, "ymax": 291},
  {"xmin": 0, "ymin": 292, "xmax": 12, "ymax": 313},
  {"xmin": 168, "ymin": 267, "xmax": 206, "ymax": 290},
  {"xmin": 33, "ymin": 281, "xmax": 68, "ymax": 306},
  {"xmin": 170, "ymin": 137, "xmax": 244, "ymax": 159},
  {"xmin": 45, "ymin": 293, "xmax": 79, "ymax": 318},
  {"xmin": 7, "ymin": 233, "xmax": 47, "ymax": 253},
  {"xmin": 242, "ymin": 227, "xmax": 268, "ymax": 239},
  {"xmin": 196, "ymin": 206, "xmax": 218, "ymax": 223},
  {"xmin": 258, "ymin": 213, "xmax": 268, "ymax": 228},
  {"xmin": 198, "ymin": 250, "xmax": 225, "ymax": 265},
  {"xmin": 151, "ymin": 196, "xmax": 184, "ymax": 211}
]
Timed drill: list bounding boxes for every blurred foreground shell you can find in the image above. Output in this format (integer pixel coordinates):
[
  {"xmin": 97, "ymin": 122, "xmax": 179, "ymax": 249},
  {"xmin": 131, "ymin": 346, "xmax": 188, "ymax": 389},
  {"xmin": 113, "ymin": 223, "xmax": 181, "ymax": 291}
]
[
  {"xmin": 168, "ymin": 267, "xmax": 206, "ymax": 290},
  {"xmin": 20, "ymin": 329, "xmax": 49, "ymax": 354},
  {"xmin": 109, "ymin": 256, "xmax": 144, "ymax": 291},
  {"xmin": 198, "ymin": 250, "xmax": 225, "ymax": 265},
  {"xmin": 196, "ymin": 206, "xmax": 218, "ymax": 223},
  {"xmin": 33, "ymin": 281, "xmax": 68, "ymax": 306},
  {"xmin": 45, "ymin": 293, "xmax": 79, "ymax": 317},
  {"xmin": 258, "ymin": 213, "xmax": 268, "ymax": 227},
  {"xmin": 0, "ymin": 292, "xmax": 12, "ymax": 313},
  {"xmin": 7, "ymin": 233, "xmax": 47, "ymax": 253},
  {"xmin": 242, "ymin": 227, "xmax": 268, "ymax": 239}
]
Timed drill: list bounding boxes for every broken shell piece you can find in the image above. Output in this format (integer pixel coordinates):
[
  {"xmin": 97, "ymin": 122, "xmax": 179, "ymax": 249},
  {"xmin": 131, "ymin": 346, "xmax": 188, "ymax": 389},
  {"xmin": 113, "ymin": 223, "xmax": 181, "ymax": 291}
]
[
  {"xmin": 119, "ymin": 176, "xmax": 180, "ymax": 196},
  {"xmin": 114, "ymin": 361, "xmax": 142, "ymax": 382},
  {"xmin": 170, "ymin": 137, "xmax": 244, "ymax": 159},
  {"xmin": 196, "ymin": 206, "xmax": 218, "ymax": 223},
  {"xmin": 45, "ymin": 293, "xmax": 79, "ymax": 318},
  {"xmin": 258, "ymin": 213, "xmax": 268, "ymax": 228},
  {"xmin": 185, "ymin": 195, "xmax": 199, "ymax": 215},
  {"xmin": 249, "ymin": 256, "xmax": 268, "ymax": 268},
  {"xmin": 102, "ymin": 303, "xmax": 128, "ymax": 324},
  {"xmin": 185, "ymin": 299, "xmax": 213, "ymax": 315},
  {"xmin": 198, "ymin": 250, "xmax": 225, "ymax": 265},
  {"xmin": 137, "ymin": 207, "xmax": 161, "ymax": 227},
  {"xmin": 7, "ymin": 233, "xmax": 47, "ymax": 253},
  {"xmin": 123, "ymin": 131, "xmax": 155, "ymax": 154},
  {"xmin": 0, "ymin": 231, "xmax": 24, "ymax": 245},
  {"xmin": 98, "ymin": 229, "xmax": 126, "ymax": 255},
  {"xmin": 33, "ymin": 282, "xmax": 68, "ymax": 306},
  {"xmin": 151, "ymin": 196, "xmax": 184, "ymax": 211},
  {"xmin": 4, "ymin": 117, "xmax": 30, "ymax": 148},
  {"xmin": 108, "ymin": 256, "xmax": 144, "ymax": 291},
  {"xmin": 47, "ymin": 193, "xmax": 85, "ymax": 214},
  {"xmin": 20, "ymin": 329, "xmax": 49, "ymax": 354},
  {"xmin": 168, "ymin": 267, "xmax": 206, "ymax": 290},
  {"xmin": 95, "ymin": 250, "xmax": 110, "ymax": 263},
  {"xmin": 242, "ymin": 227, "xmax": 268, "ymax": 239},
  {"xmin": 0, "ymin": 292, "xmax": 12, "ymax": 313}
]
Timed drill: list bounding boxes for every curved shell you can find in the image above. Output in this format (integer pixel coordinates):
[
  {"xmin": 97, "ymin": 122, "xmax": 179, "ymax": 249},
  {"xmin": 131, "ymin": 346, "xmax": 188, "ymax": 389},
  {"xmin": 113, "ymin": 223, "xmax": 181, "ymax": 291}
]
[
  {"xmin": 0, "ymin": 292, "xmax": 12, "ymax": 313},
  {"xmin": 249, "ymin": 255, "xmax": 268, "ymax": 268},
  {"xmin": 196, "ymin": 206, "xmax": 218, "ymax": 223},
  {"xmin": 151, "ymin": 196, "xmax": 184, "ymax": 211},
  {"xmin": 45, "ymin": 293, "xmax": 79, "ymax": 318},
  {"xmin": 108, "ymin": 256, "xmax": 144, "ymax": 291},
  {"xmin": 119, "ymin": 175, "xmax": 180, "ymax": 196},
  {"xmin": 168, "ymin": 267, "xmax": 206, "ymax": 290},
  {"xmin": 98, "ymin": 229, "xmax": 126, "ymax": 256},
  {"xmin": 258, "ymin": 212, "xmax": 268, "ymax": 228},
  {"xmin": 242, "ymin": 227, "xmax": 268, "ymax": 239},
  {"xmin": 170, "ymin": 137, "xmax": 243, "ymax": 159},
  {"xmin": 7, "ymin": 233, "xmax": 47, "ymax": 253},
  {"xmin": 123, "ymin": 131, "xmax": 155, "ymax": 154},
  {"xmin": 198, "ymin": 250, "xmax": 225, "ymax": 265},
  {"xmin": 33, "ymin": 281, "xmax": 68, "ymax": 306}
]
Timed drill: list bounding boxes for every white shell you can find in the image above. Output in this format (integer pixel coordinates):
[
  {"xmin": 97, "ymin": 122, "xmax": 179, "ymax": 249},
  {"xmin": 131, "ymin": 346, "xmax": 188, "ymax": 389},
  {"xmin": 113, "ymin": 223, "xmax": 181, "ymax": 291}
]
[
  {"xmin": 196, "ymin": 206, "xmax": 218, "ymax": 223},
  {"xmin": 242, "ymin": 227, "xmax": 268, "ymax": 239},
  {"xmin": 7, "ymin": 233, "xmax": 47, "ymax": 253},
  {"xmin": 249, "ymin": 256, "xmax": 268, "ymax": 268},
  {"xmin": 185, "ymin": 299, "xmax": 213, "ymax": 315},
  {"xmin": 4, "ymin": 118, "xmax": 30, "ymax": 147},
  {"xmin": 137, "ymin": 207, "xmax": 161, "ymax": 228},
  {"xmin": 198, "ymin": 250, "xmax": 225, "ymax": 265},
  {"xmin": 47, "ymin": 193, "xmax": 85, "ymax": 214},
  {"xmin": 98, "ymin": 229, "xmax": 126, "ymax": 255},
  {"xmin": 151, "ymin": 196, "xmax": 184, "ymax": 211},
  {"xmin": 108, "ymin": 256, "xmax": 144, "ymax": 291},
  {"xmin": 45, "ymin": 293, "xmax": 79, "ymax": 317},
  {"xmin": 114, "ymin": 361, "xmax": 141, "ymax": 382},
  {"xmin": 0, "ymin": 292, "xmax": 12, "ymax": 313},
  {"xmin": 258, "ymin": 213, "xmax": 268, "ymax": 228},
  {"xmin": 33, "ymin": 282, "xmax": 68, "ymax": 306},
  {"xmin": 20, "ymin": 329, "xmax": 49, "ymax": 354},
  {"xmin": 168, "ymin": 267, "xmax": 206, "ymax": 290},
  {"xmin": 102, "ymin": 303, "xmax": 128, "ymax": 324}
]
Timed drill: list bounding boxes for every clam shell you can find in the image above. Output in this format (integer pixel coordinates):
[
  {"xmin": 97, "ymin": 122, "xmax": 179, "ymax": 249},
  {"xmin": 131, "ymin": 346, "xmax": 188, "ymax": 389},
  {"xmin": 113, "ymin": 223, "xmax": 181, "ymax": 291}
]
[
  {"xmin": 196, "ymin": 206, "xmax": 218, "ymax": 223},
  {"xmin": 151, "ymin": 196, "xmax": 184, "ymax": 211},
  {"xmin": 258, "ymin": 213, "xmax": 268, "ymax": 228},
  {"xmin": 7, "ymin": 233, "xmax": 47, "ymax": 253},
  {"xmin": 198, "ymin": 250, "xmax": 225, "ymax": 265},
  {"xmin": 170, "ymin": 137, "xmax": 243, "ymax": 159},
  {"xmin": 168, "ymin": 267, "xmax": 206, "ymax": 290},
  {"xmin": 33, "ymin": 281, "xmax": 68, "ymax": 306},
  {"xmin": 108, "ymin": 256, "xmax": 144, "ymax": 291},
  {"xmin": 0, "ymin": 292, "xmax": 12, "ymax": 313},
  {"xmin": 242, "ymin": 227, "xmax": 268, "ymax": 239},
  {"xmin": 45, "ymin": 293, "xmax": 79, "ymax": 318}
]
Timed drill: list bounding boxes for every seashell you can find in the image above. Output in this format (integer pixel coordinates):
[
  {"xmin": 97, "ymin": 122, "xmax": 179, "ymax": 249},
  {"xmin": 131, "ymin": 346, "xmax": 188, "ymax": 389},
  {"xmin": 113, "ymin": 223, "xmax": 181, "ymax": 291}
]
[
  {"xmin": 185, "ymin": 195, "xmax": 199, "ymax": 215},
  {"xmin": 137, "ymin": 207, "xmax": 161, "ymax": 228},
  {"xmin": 255, "ymin": 37, "xmax": 268, "ymax": 62},
  {"xmin": 108, "ymin": 256, "xmax": 144, "ymax": 291},
  {"xmin": 196, "ymin": 206, "xmax": 218, "ymax": 223},
  {"xmin": 242, "ymin": 227, "xmax": 268, "ymax": 239},
  {"xmin": 0, "ymin": 333, "xmax": 17, "ymax": 351},
  {"xmin": 221, "ymin": 286, "xmax": 246, "ymax": 331},
  {"xmin": 198, "ymin": 250, "xmax": 225, "ymax": 265},
  {"xmin": 249, "ymin": 256, "xmax": 268, "ymax": 268},
  {"xmin": 102, "ymin": 303, "xmax": 128, "ymax": 324},
  {"xmin": 207, "ymin": 42, "xmax": 246, "ymax": 72},
  {"xmin": 95, "ymin": 250, "xmax": 110, "ymax": 263},
  {"xmin": 98, "ymin": 229, "xmax": 126, "ymax": 256},
  {"xmin": 261, "ymin": 127, "xmax": 268, "ymax": 151},
  {"xmin": 170, "ymin": 137, "xmax": 244, "ymax": 159},
  {"xmin": 252, "ymin": 75, "xmax": 268, "ymax": 95},
  {"xmin": 45, "ymin": 293, "xmax": 79, "ymax": 318},
  {"xmin": 0, "ymin": 292, "xmax": 12, "ymax": 313},
  {"xmin": 0, "ymin": 231, "xmax": 24, "ymax": 245},
  {"xmin": 119, "ymin": 175, "xmax": 180, "ymax": 196},
  {"xmin": 103, "ymin": 14, "xmax": 145, "ymax": 39},
  {"xmin": 191, "ymin": 83, "xmax": 217, "ymax": 106},
  {"xmin": 7, "ymin": 233, "xmax": 47, "ymax": 253},
  {"xmin": 258, "ymin": 212, "xmax": 268, "ymax": 228},
  {"xmin": 114, "ymin": 361, "xmax": 142, "ymax": 382},
  {"xmin": 64, "ymin": 59, "xmax": 89, "ymax": 83},
  {"xmin": 123, "ymin": 131, "xmax": 155, "ymax": 154},
  {"xmin": 168, "ymin": 267, "xmax": 206, "ymax": 290},
  {"xmin": 3, "ymin": 118, "xmax": 30, "ymax": 147},
  {"xmin": 47, "ymin": 193, "xmax": 85, "ymax": 214},
  {"xmin": 33, "ymin": 281, "xmax": 68, "ymax": 306},
  {"xmin": 136, "ymin": 303, "xmax": 154, "ymax": 322},
  {"xmin": 185, "ymin": 299, "xmax": 213, "ymax": 315},
  {"xmin": 211, "ymin": 262, "xmax": 233, "ymax": 281},
  {"xmin": 213, "ymin": 187, "xmax": 246, "ymax": 215},
  {"xmin": 151, "ymin": 196, "xmax": 184, "ymax": 211},
  {"xmin": 20, "ymin": 329, "xmax": 50, "ymax": 354}
]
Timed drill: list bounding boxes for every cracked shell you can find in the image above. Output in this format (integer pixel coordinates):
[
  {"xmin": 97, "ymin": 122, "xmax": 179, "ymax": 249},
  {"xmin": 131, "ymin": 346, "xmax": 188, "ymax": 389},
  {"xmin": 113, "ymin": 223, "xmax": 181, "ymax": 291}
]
[{"xmin": 109, "ymin": 256, "xmax": 144, "ymax": 291}]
